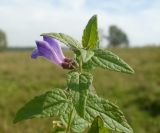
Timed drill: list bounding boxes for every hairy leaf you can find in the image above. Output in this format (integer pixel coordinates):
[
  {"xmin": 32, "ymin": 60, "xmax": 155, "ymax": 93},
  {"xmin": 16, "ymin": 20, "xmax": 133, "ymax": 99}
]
[
  {"xmin": 14, "ymin": 88, "xmax": 90, "ymax": 132},
  {"xmin": 88, "ymin": 116, "xmax": 110, "ymax": 133},
  {"xmin": 80, "ymin": 49, "xmax": 94, "ymax": 63},
  {"xmin": 67, "ymin": 71, "xmax": 93, "ymax": 117},
  {"xmin": 14, "ymin": 88, "xmax": 71, "ymax": 123},
  {"xmin": 85, "ymin": 93, "xmax": 133, "ymax": 133},
  {"xmin": 41, "ymin": 33, "xmax": 82, "ymax": 49},
  {"xmin": 91, "ymin": 49, "xmax": 134, "ymax": 74},
  {"xmin": 82, "ymin": 15, "xmax": 99, "ymax": 49}
]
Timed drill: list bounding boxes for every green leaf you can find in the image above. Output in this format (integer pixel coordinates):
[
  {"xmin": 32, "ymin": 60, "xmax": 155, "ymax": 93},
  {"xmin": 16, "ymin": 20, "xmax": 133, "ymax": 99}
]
[
  {"xmin": 80, "ymin": 49, "xmax": 94, "ymax": 63},
  {"xmin": 67, "ymin": 71, "xmax": 93, "ymax": 117},
  {"xmin": 71, "ymin": 114, "xmax": 89, "ymax": 132},
  {"xmin": 67, "ymin": 71, "xmax": 93, "ymax": 91},
  {"xmin": 41, "ymin": 33, "xmax": 82, "ymax": 49},
  {"xmin": 14, "ymin": 88, "xmax": 72, "ymax": 123},
  {"xmin": 91, "ymin": 49, "xmax": 134, "ymax": 74},
  {"xmin": 88, "ymin": 116, "xmax": 110, "ymax": 133},
  {"xmin": 82, "ymin": 15, "xmax": 99, "ymax": 49},
  {"xmin": 84, "ymin": 93, "xmax": 133, "ymax": 133},
  {"xmin": 14, "ymin": 88, "xmax": 89, "ymax": 132},
  {"xmin": 61, "ymin": 110, "xmax": 89, "ymax": 133},
  {"xmin": 82, "ymin": 60, "xmax": 95, "ymax": 71}
]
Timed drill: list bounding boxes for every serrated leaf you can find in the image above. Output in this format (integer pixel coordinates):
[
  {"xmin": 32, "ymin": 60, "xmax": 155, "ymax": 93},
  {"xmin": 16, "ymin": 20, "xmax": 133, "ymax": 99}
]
[
  {"xmin": 88, "ymin": 116, "xmax": 110, "ymax": 133},
  {"xmin": 14, "ymin": 88, "xmax": 71, "ymax": 123},
  {"xmin": 14, "ymin": 88, "xmax": 89, "ymax": 132},
  {"xmin": 84, "ymin": 93, "xmax": 133, "ymax": 133},
  {"xmin": 67, "ymin": 71, "xmax": 93, "ymax": 117},
  {"xmin": 82, "ymin": 15, "xmax": 99, "ymax": 49},
  {"xmin": 80, "ymin": 49, "xmax": 94, "ymax": 63},
  {"xmin": 41, "ymin": 33, "xmax": 82, "ymax": 49},
  {"xmin": 91, "ymin": 49, "xmax": 134, "ymax": 74}
]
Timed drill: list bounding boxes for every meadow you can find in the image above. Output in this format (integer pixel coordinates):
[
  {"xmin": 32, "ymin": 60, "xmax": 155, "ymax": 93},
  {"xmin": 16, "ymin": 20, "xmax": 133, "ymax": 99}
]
[{"xmin": 0, "ymin": 47, "xmax": 160, "ymax": 133}]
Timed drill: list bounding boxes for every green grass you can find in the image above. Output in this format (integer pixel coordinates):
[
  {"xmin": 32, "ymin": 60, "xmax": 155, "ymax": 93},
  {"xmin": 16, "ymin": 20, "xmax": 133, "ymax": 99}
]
[{"xmin": 0, "ymin": 47, "xmax": 160, "ymax": 133}]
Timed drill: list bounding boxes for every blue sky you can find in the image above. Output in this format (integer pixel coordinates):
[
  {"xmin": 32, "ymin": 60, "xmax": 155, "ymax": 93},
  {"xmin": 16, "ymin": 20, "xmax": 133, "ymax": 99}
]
[{"xmin": 0, "ymin": 0, "xmax": 160, "ymax": 47}]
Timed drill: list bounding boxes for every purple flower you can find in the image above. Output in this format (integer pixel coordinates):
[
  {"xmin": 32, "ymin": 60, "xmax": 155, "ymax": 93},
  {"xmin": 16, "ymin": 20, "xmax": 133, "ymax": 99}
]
[{"xmin": 31, "ymin": 36, "xmax": 76, "ymax": 69}]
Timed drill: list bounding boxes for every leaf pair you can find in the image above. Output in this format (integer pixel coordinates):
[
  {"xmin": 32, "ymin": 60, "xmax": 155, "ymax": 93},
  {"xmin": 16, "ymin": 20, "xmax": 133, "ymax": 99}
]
[
  {"xmin": 13, "ymin": 88, "xmax": 133, "ymax": 133},
  {"xmin": 42, "ymin": 14, "xmax": 134, "ymax": 74}
]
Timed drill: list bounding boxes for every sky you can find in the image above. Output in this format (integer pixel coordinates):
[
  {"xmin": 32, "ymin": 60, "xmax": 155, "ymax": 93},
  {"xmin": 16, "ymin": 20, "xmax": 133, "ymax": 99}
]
[{"xmin": 0, "ymin": 0, "xmax": 160, "ymax": 47}]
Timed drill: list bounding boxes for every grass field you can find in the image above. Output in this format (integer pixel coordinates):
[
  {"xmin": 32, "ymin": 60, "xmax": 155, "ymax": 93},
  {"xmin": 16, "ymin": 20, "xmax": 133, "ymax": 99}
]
[{"xmin": 0, "ymin": 47, "xmax": 160, "ymax": 133}]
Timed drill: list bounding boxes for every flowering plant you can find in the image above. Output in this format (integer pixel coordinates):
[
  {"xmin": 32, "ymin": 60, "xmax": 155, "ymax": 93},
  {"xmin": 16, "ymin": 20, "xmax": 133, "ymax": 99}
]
[{"xmin": 14, "ymin": 15, "xmax": 134, "ymax": 133}]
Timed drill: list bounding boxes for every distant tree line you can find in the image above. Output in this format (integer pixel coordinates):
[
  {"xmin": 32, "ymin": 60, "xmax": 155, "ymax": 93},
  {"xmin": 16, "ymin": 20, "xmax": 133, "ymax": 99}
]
[
  {"xmin": 99, "ymin": 25, "xmax": 129, "ymax": 48},
  {"xmin": 0, "ymin": 26, "xmax": 128, "ymax": 50},
  {"xmin": 0, "ymin": 29, "xmax": 7, "ymax": 49}
]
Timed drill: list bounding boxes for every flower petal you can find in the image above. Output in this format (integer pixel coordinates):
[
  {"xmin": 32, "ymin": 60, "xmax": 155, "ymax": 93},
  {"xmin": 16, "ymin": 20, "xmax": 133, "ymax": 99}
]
[
  {"xmin": 35, "ymin": 40, "xmax": 62, "ymax": 65},
  {"xmin": 43, "ymin": 36, "xmax": 65, "ymax": 61},
  {"xmin": 31, "ymin": 48, "xmax": 42, "ymax": 59}
]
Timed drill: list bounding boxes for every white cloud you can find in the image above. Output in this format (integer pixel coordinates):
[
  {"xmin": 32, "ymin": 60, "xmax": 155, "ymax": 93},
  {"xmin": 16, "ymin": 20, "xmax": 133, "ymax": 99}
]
[{"xmin": 0, "ymin": 0, "xmax": 160, "ymax": 47}]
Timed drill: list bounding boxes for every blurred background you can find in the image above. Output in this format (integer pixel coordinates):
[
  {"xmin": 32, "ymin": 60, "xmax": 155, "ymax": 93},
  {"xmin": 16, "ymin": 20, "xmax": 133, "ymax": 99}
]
[{"xmin": 0, "ymin": 0, "xmax": 160, "ymax": 133}]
